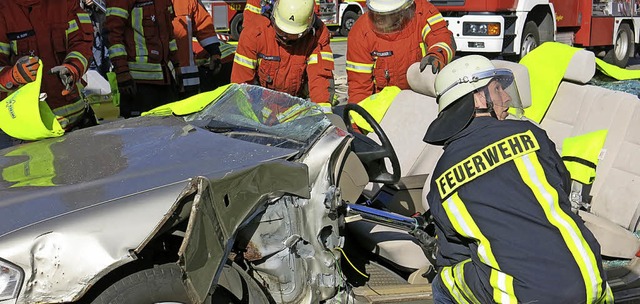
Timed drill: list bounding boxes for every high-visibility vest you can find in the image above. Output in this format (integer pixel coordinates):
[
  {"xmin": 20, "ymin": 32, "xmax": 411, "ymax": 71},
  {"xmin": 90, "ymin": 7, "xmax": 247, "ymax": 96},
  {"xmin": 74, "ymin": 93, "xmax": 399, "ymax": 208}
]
[
  {"xmin": 351, "ymin": 86, "xmax": 401, "ymax": 133},
  {"xmin": 0, "ymin": 61, "xmax": 64, "ymax": 141},
  {"xmin": 562, "ymin": 129, "xmax": 608, "ymax": 184}
]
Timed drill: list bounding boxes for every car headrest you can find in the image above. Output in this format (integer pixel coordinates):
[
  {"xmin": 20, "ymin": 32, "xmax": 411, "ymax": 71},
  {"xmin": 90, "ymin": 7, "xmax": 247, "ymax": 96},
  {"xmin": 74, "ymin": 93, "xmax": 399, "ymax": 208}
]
[
  {"xmin": 491, "ymin": 60, "xmax": 532, "ymax": 109},
  {"xmin": 406, "ymin": 62, "xmax": 437, "ymax": 98},
  {"xmin": 564, "ymin": 49, "xmax": 596, "ymax": 84}
]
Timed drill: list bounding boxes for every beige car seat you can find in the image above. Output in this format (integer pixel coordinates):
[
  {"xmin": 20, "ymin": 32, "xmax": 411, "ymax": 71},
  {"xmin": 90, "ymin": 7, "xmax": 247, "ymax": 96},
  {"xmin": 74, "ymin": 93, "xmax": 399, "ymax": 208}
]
[{"xmin": 537, "ymin": 50, "xmax": 640, "ymax": 258}]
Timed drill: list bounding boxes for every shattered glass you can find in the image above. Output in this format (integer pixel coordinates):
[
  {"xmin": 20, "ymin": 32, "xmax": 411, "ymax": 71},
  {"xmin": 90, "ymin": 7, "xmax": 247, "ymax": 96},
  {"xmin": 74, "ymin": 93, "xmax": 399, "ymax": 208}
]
[
  {"xmin": 588, "ymin": 72, "xmax": 640, "ymax": 97},
  {"xmin": 184, "ymin": 84, "xmax": 331, "ymax": 151}
]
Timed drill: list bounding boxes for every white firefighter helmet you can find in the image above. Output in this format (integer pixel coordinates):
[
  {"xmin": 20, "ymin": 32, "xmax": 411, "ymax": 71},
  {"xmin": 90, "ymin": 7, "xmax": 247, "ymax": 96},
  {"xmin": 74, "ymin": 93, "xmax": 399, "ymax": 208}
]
[
  {"xmin": 272, "ymin": 0, "xmax": 315, "ymax": 35},
  {"xmin": 366, "ymin": 0, "xmax": 413, "ymax": 13},
  {"xmin": 366, "ymin": 0, "xmax": 415, "ymax": 33},
  {"xmin": 423, "ymin": 55, "xmax": 523, "ymax": 145}
]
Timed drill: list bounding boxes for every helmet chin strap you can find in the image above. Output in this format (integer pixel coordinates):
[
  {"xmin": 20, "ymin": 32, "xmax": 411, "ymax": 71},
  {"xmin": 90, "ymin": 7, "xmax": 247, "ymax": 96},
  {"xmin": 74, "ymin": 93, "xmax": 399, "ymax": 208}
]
[{"xmin": 474, "ymin": 87, "xmax": 497, "ymax": 118}]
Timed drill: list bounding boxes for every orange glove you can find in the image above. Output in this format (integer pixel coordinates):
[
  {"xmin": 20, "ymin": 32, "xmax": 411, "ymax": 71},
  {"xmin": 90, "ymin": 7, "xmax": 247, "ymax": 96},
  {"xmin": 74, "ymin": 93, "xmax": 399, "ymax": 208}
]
[{"xmin": 0, "ymin": 56, "xmax": 40, "ymax": 90}]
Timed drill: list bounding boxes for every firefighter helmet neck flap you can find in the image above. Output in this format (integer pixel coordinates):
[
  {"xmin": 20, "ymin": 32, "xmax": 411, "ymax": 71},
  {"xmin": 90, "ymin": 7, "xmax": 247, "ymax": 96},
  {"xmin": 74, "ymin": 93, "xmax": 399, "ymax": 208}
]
[
  {"xmin": 423, "ymin": 55, "xmax": 523, "ymax": 145},
  {"xmin": 366, "ymin": 0, "xmax": 415, "ymax": 33},
  {"xmin": 272, "ymin": 0, "xmax": 315, "ymax": 45}
]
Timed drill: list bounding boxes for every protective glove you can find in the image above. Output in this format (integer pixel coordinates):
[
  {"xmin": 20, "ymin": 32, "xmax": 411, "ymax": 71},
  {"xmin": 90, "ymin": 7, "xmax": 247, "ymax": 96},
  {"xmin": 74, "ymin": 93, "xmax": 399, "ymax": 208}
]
[
  {"xmin": 209, "ymin": 54, "xmax": 222, "ymax": 76},
  {"xmin": 419, "ymin": 54, "xmax": 445, "ymax": 74},
  {"xmin": 118, "ymin": 79, "xmax": 137, "ymax": 96},
  {"xmin": 0, "ymin": 56, "xmax": 40, "ymax": 89},
  {"xmin": 204, "ymin": 43, "xmax": 222, "ymax": 76},
  {"xmin": 50, "ymin": 64, "xmax": 79, "ymax": 96}
]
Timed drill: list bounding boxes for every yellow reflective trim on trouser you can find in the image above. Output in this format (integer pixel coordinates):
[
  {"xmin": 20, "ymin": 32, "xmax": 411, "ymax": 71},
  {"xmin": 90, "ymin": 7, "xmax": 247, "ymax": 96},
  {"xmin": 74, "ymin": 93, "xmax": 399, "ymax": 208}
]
[
  {"xmin": 77, "ymin": 13, "xmax": 92, "ymax": 24},
  {"xmin": 245, "ymin": 3, "xmax": 261, "ymax": 14},
  {"xmin": 514, "ymin": 153, "xmax": 605, "ymax": 303},
  {"xmin": 106, "ymin": 7, "xmax": 129, "ymax": 19},
  {"xmin": 440, "ymin": 266, "xmax": 470, "ymax": 304},
  {"xmin": 109, "ymin": 44, "xmax": 127, "ymax": 58},
  {"xmin": 453, "ymin": 260, "xmax": 482, "ymax": 304},
  {"xmin": 130, "ymin": 70, "xmax": 164, "ymax": 80},
  {"xmin": 66, "ymin": 51, "xmax": 89, "ymax": 71},
  {"xmin": 307, "ymin": 54, "xmax": 318, "ymax": 65},
  {"xmin": 169, "ymin": 39, "xmax": 178, "ymax": 52},
  {"xmin": 66, "ymin": 20, "xmax": 79, "ymax": 38},
  {"xmin": 430, "ymin": 42, "xmax": 454, "ymax": 63},
  {"xmin": 345, "ymin": 60, "xmax": 373, "ymax": 73},
  {"xmin": 128, "ymin": 62, "xmax": 163, "ymax": 72},
  {"xmin": 443, "ymin": 192, "xmax": 517, "ymax": 303},
  {"xmin": 320, "ymin": 52, "xmax": 334, "ymax": 62},
  {"xmin": 233, "ymin": 53, "xmax": 257, "ymax": 69},
  {"xmin": 428, "ymin": 13, "xmax": 445, "ymax": 25},
  {"xmin": 0, "ymin": 42, "xmax": 9, "ymax": 56},
  {"xmin": 132, "ymin": 8, "xmax": 148, "ymax": 63},
  {"xmin": 422, "ymin": 23, "xmax": 431, "ymax": 41},
  {"xmin": 220, "ymin": 44, "xmax": 236, "ymax": 59}
]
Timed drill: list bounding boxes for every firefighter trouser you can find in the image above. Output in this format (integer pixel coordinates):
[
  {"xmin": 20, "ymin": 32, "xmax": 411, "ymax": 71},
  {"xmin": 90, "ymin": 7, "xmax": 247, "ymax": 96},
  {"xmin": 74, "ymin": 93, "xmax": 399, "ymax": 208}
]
[{"xmin": 119, "ymin": 83, "xmax": 178, "ymax": 118}]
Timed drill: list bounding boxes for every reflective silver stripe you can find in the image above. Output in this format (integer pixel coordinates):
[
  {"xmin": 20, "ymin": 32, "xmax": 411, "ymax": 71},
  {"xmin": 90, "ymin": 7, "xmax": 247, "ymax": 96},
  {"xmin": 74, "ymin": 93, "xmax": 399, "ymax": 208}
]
[
  {"xmin": 66, "ymin": 20, "xmax": 79, "ymax": 37},
  {"xmin": 245, "ymin": 4, "xmax": 261, "ymax": 14},
  {"xmin": 65, "ymin": 51, "xmax": 89, "ymax": 71},
  {"xmin": 307, "ymin": 54, "xmax": 318, "ymax": 65},
  {"xmin": 200, "ymin": 36, "xmax": 220, "ymax": 47},
  {"xmin": 186, "ymin": 15, "xmax": 194, "ymax": 67},
  {"xmin": 130, "ymin": 70, "xmax": 164, "ymax": 80},
  {"xmin": 345, "ymin": 60, "xmax": 373, "ymax": 73},
  {"xmin": 77, "ymin": 13, "xmax": 92, "ymax": 24},
  {"xmin": 180, "ymin": 66, "xmax": 199, "ymax": 74},
  {"xmin": 132, "ymin": 8, "xmax": 147, "ymax": 63},
  {"xmin": 220, "ymin": 44, "xmax": 236, "ymax": 59},
  {"xmin": 169, "ymin": 39, "xmax": 178, "ymax": 52},
  {"xmin": 320, "ymin": 52, "xmax": 334, "ymax": 62},
  {"xmin": 108, "ymin": 44, "xmax": 127, "ymax": 58},
  {"xmin": 0, "ymin": 42, "xmax": 10, "ymax": 55},
  {"xmin": 182, "ymin": 77, "xmax": 200, "ymax": 86},
  {"xmin": 128, "ymin": 62, "xmax": 163, "ymax": 72},
  {"xmin": 515, "ymin": 153, "xmax": 603, "ymax": 302},
  {"xmin": 428, "ymin": 13, "xmax": 444, "ymax": 25},
  {"xmin": 233, "ymin": 53, "xmax": 257, "ymax": 69},
  {"xmin": 106, "ymin": 7, "xmax": 129, "ymax": 19}
]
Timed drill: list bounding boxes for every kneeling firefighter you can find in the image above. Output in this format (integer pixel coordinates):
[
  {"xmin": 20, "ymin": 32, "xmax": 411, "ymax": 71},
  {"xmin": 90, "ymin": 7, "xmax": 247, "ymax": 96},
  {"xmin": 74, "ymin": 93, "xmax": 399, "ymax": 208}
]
[{"xmin": 422, "ymin": 55, "xmax": 614, "ymax": 303}]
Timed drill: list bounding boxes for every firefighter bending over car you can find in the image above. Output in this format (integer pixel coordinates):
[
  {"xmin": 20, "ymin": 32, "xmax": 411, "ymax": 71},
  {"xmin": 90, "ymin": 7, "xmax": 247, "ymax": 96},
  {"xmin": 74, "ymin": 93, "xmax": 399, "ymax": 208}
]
[
  {"xmin": 172, "ymin": 0, "xmax": 223, "ymax": 99},
  {"xmin": 346, "ymin": 0, "xmax": 455, "ymax": 103},
  {"xmin": 422, "ymin": 55, "xmax": 614, "ymax": 303},
  {"xmin": 231, "ymin": 0, "xmax": 336, "ymax": 113},
  {"xmin": 105, "ymin": 0, "xmax": 181, "ymax": 118}
]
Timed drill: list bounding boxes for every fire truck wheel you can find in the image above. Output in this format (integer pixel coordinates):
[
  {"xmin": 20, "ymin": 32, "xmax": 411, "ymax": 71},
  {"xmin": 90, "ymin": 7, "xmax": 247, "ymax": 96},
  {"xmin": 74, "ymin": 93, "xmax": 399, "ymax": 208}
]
[
  {"xmin": 230, "ymin": 13, "xmax": 244, "ymax": 41},
  {"xmin": 604, "ymin": 23, "xmax": 634, "ymax": 68},
  {"xmin": 340, "ymin": 11, "xmax": 360, "ymax": 37},
  {"xmin": 520, "ymin": 21, "xmax": 540, "ymax": 59}
]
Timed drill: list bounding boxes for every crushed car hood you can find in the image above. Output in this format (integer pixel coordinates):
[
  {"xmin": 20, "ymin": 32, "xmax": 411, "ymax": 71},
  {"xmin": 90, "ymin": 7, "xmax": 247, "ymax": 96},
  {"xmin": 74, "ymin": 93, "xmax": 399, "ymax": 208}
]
[{"xmin": 0, "ymin": 116, "xmax": 298, "ymax": 237}]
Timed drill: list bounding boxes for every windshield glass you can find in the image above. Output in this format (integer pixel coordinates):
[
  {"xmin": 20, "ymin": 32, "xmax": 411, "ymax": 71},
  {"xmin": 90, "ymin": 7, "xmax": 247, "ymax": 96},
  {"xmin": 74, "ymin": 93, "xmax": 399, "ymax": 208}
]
[{"xmin": 184, "ymin": 84, "xmax": 331, "ymax": 152}]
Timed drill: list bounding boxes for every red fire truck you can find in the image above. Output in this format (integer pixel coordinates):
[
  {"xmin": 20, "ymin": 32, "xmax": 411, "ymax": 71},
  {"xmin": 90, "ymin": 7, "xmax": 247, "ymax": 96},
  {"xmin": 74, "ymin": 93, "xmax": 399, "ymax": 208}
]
[
  {"xmin": 433, "ymin": 0, "xmax": 640, "ymax": 67},
  {"xmin": 202, "ymin": 0, "xmax": 367, "ymax": 41}
]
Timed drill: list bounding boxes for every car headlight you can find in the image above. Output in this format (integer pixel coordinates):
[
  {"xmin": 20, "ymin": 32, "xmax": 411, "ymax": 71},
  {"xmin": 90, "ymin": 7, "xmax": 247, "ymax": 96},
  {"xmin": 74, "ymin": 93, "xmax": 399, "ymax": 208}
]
[
  {"xmin": 0, "ymin": 259, "xmax": 22, "ymax": 301},
  {"xmin": 463, "ymin": 22, "xmax": 501, "ymax": 36}
]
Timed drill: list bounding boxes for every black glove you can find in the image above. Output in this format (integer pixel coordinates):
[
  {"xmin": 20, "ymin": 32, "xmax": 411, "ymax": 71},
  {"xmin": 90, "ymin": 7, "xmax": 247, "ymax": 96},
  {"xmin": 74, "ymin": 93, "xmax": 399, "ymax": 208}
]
[
  {"xmin": 419, "ymin": 54, "xmax": 445, "ymax": 74},
  {"xmin": 118, "ymin": 79, "xmax": 137, "ymax": 96}
]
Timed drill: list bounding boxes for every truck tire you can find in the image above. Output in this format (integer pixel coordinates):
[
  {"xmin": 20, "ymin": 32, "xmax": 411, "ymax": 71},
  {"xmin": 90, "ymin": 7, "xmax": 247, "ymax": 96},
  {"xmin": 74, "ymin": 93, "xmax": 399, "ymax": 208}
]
[
  {"xmin": 340, "ymin": 11, "xmax": 360, "ymax": 37},
  {"xmin": 230, "ymin": 13, "xmax": 244, "ymax": 41},
  {"xmin": 520, "ymin": 21, "xmax": 540, "ymax": 59},
  {"xmin": 604, "ymin": 23, "xmax": 634, "ymax": 68},
  {"xmin": 91, "ymin": 262, "xmax": 269, "ymax": 304}
]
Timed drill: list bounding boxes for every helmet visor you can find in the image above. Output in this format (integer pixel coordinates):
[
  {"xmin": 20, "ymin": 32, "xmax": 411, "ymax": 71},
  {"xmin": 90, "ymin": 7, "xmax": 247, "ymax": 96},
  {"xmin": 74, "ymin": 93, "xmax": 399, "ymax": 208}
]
[
  {"xmin": 438, "ymin": 68, "xmax": 523, "ymax": 118},
  {"xmin": 476, "ymin": 69, "xmax": 523, "ymax": 119},
  {"xmin": 368, "ymin": 2, "xmax": 415, "ymax": 34}
]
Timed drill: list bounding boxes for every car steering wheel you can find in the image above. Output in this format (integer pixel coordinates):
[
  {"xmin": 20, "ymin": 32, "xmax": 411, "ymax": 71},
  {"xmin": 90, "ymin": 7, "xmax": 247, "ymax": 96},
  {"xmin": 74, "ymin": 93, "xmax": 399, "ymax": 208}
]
[{"xmin": 341, "ymin": 103, "xmax": 401, "ymax": 184}]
